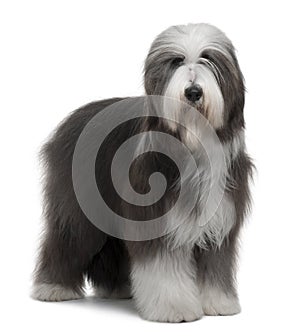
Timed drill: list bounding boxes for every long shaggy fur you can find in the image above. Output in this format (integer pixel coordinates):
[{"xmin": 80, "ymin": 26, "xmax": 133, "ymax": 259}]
[{"xmin": 32, "ymin": 23, "xmax": 253, "ymax": 323}]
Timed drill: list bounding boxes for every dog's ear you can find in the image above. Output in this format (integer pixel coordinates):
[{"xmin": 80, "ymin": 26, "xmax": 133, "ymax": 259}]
[
  {"xmin": 228, "ymin": 72, "xmax": 245, "ymax": 131},
  {"xmin": 217, "ymin": 51, "xmax": 245, "ymax": 141}
]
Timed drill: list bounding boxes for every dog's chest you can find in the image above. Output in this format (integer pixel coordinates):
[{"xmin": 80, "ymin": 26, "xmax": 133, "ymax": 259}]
[{"xmin": 166, "ymin": 148, "xmax": 236, "ymax": 248}]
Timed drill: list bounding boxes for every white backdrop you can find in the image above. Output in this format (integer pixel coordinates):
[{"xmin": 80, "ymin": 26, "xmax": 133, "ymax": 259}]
[{"xmin": 1, "ymin": 0, "xmax": 299, "ymax": 335}]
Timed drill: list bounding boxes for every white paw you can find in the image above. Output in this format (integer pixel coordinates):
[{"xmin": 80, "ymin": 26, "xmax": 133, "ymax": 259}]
[
  {"xmin": 201, "ymin": 287, "xmax": 241, "ymax": 316},
  {"xmin": 136, "ymin": 291, "xmax": 203, "ymax": 323},
  {"xmin": 141, "ymin": 305, "xmax": 203, "ymax": 323},
  {"xmin": 31, "ymin": 283, "xmax": 84, "ymax": 302}
]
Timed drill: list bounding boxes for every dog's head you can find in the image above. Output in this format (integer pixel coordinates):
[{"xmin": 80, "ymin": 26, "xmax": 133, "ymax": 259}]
[{"xmin": 144, "ymin": 23, "xmax": 245, "ymax": 139}]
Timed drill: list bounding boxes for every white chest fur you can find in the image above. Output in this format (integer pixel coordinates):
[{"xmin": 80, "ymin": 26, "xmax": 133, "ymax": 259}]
[{"xmin": 166, "ymin": 131, "xmax": 244, "ymax": 249}]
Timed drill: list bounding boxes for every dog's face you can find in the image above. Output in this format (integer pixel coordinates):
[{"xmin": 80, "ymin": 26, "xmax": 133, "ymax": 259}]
[{"xmin": 144, "ymin": 23, "xmax": 245, "ymax": 138}]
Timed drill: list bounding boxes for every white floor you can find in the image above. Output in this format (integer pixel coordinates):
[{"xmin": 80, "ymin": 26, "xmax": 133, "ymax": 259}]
[{"xmin": 4, "ymin": 279, "xmax": 297, "ymax": 336}]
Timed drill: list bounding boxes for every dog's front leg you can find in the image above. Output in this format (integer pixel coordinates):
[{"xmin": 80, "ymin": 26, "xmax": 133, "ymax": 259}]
[
  {"xmin": 195, "ymin": 238, "xmax": 242, "ymax": 316},
  {"xmin": 126, "ymin": 240, "xmax": 203, "ymax": 323}
]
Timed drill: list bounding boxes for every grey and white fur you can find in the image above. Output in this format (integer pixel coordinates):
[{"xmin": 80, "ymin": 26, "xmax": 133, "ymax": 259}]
[{"xmin": 32, "ymin": 23, "xmax": 253, "ymax": 322}]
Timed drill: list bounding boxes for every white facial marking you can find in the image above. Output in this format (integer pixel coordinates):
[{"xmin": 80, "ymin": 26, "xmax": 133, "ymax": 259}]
[
  {"xmin": 188, "ymin": 66, "xmax": 196, "ymax": 82},
  {"xmin": 149, "ymin": 23, "xmax": 236, "ymax": 130}
]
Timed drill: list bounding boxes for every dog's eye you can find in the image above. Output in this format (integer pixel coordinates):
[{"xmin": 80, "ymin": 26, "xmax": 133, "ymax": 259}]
[
  {"xmin": 171, "ymin": 57, "xmax": 185, "ymax": 67},
  {"xmin": 198, "ymin": 52, "xmax": 213, "ymax": 64},
  {"xmin": 200, "ymin": 52, "xmax": 213, "ymax": 61}
]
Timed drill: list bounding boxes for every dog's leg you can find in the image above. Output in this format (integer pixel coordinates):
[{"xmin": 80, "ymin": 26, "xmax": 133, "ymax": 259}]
[
  {"xmin": 195, "ymin": 150, "xmax": 253, "ymax": 316},
  {"xmin": 32, "ymin": 217, "xmax": 106, "ymax": 302},
  {"xmin": 127, "ymin": 240, "xmax": 203, "ymax": 322},
  {"xmin": 195, "ymin": 233, "xmax": 241, "ymax": 316},
  {"xmin": 86, "ymin": 238, "xmax": 132, "ymax": 299}
]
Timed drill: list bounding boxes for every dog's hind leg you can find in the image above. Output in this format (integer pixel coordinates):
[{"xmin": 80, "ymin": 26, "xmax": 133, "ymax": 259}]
[
  {"xmin": 31, "ymin": 139, "xmax": 107, "ymax": 302},
  {"xmin": 31, "ymin": 213, "xmax": 107, "ymax": 302},
  {"xmin": 86, "ymin": 237, "xmax": 131, "ymax": 299},
  {"xmin": 31, "ymin": 101, "xmax": 114, "ymax": 302}
]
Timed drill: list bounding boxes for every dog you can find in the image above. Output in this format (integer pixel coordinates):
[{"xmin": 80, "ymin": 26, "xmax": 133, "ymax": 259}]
[{"xmin": 32, "ymin": 23, "xmax": 253, "ymax": 323}]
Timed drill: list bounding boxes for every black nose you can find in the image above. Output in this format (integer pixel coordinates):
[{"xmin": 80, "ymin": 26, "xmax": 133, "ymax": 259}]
[{"xmin": 184, "ymin": 85, "xmax": 203, "ymax": 102}]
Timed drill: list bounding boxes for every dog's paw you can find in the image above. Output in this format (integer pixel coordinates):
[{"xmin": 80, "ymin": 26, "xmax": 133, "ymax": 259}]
[
  {"xmin": 201, "ymin": 287, "xmax": 241, "ymax": 316},
  {"xmin": 94, "ymin": 284, "xmax": 132, "ymax": 299},
  {"xmin": 137, "ymin": 295, "xmax": 203, "ymax": 323},
  {"xmin": 142, "ymin": 306, "xmax": 203, "ymax": 323},
  {"xmin": 31, "ymin": 283, "xmax": 84, "ymax": 302}
]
